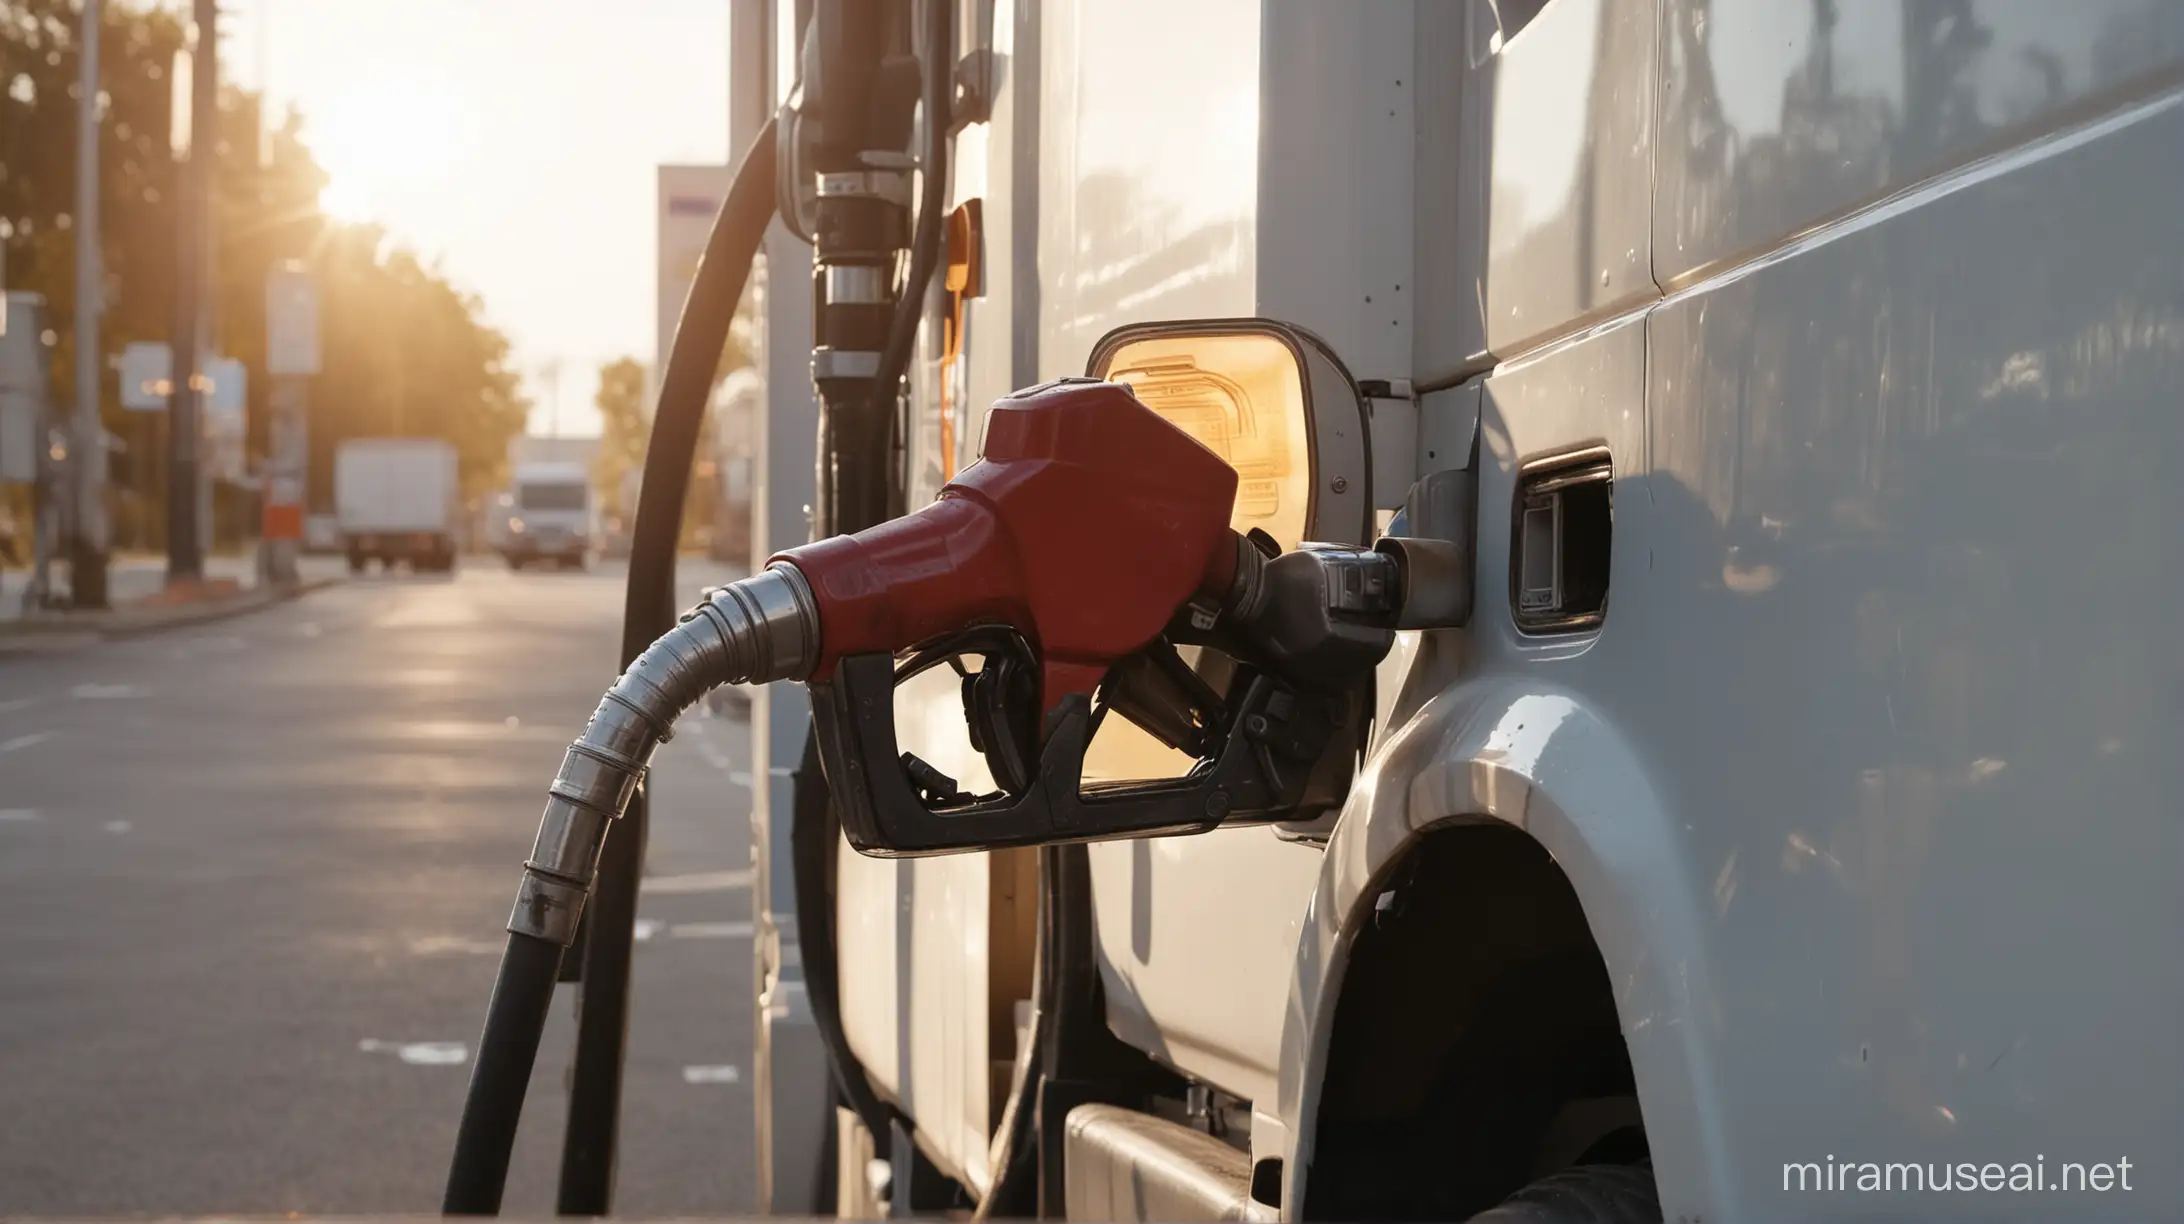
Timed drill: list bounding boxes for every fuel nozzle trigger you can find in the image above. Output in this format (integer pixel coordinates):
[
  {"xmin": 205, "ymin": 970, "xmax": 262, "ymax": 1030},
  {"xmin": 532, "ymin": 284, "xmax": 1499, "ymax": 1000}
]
[{"xmin": 812, "ymin": 639, "xmax": 1339, "ymax": 858}]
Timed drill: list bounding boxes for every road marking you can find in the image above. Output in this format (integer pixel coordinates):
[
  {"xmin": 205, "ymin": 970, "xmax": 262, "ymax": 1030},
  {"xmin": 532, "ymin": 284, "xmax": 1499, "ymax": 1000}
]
[
  {"xmin": 0, "ymin": 698, "xmax": 36, "ymax": 714},
  {"xmin": 633, "ymin": 918, "xmax": 664, "ymax": 943},
  {"xmin": 296, "ymin": 622, "xmax": 322, "ymax": 638},
  {"xmin": 0, "ymin": 809, "xmax": 40, "ymax": 822},
  {"xmin": 376, "ymin": 592, "xmax": 481, "ymax": 628},
  {"xmin": 672, "ymin": 921, "xmax": 754, "ymax": 940},
  {"xmin": 681, "ymin": 1064, "xmax": 742, "ymax": 1085},
  {"xmin": 104, "ymin": 820, "xmax": 132, "ymax": 834},
  {"xmin": 640, "ymin": 869, "xmax": 753, "ymax": 895},
  {"xmin": 358, "ymin": 1039, "xmax": 469, "ymax": 1066},
  {"xmin": 71, "ymin": 683, "xmax": 144, "ymax": 700},
  {"xmin": 409, "ymin": 935, "xmax": 502, "ymax": 957},
  {"xmin": 0, "ymin": 731, "xmax": 52, "ymax": 754}
]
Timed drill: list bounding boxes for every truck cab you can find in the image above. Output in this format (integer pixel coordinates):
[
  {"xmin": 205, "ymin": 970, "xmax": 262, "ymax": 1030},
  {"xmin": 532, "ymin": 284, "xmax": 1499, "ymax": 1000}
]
[
  {"xmin": 740, "ymin": 2, "xmax": 2184, "ymax": 1220},
  {"xmin": 502, "ymin": 461, "xmax": 596, "ymax": 570}
]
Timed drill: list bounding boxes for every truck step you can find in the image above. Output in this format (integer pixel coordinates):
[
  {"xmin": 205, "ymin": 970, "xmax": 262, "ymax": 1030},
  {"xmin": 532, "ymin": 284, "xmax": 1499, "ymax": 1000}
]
[{"xmin": 1062, "ymin": 1102, "xmax": 1266, "ymax": 1221}]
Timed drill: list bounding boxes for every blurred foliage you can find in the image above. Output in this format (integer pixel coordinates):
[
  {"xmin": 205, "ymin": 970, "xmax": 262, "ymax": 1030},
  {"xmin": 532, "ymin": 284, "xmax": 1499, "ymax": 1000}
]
[
  {"xmin": 0, "ymin": 0, "xmax": 527, "ymax": 543},
  {"xmin": 591, "ymin": 308, "xmax": 754, "ymax": 553},
  {"xmin": 590, "ymin": 354, "xmax": 647, "ymax": 520}
]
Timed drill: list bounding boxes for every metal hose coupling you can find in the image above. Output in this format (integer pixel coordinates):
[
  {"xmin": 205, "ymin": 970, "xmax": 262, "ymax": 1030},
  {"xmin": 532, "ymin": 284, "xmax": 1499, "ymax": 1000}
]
[{"xmin": 508, "ymin": 563, "xmax": 820, "ymax": 944}]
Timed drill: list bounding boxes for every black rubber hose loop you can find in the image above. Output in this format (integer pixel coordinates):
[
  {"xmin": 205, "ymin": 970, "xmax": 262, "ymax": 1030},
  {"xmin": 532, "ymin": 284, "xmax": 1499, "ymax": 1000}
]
[
  {"xmin": 556, "ymin": 111, "xmax": 784, "ymax": 1218},
  {"xmin": 441, "ymin": 115, "xmax": 780, "ymax": 1218}
]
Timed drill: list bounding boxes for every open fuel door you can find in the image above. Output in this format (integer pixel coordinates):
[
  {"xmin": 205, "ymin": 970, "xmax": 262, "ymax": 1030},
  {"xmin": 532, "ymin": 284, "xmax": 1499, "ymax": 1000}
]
[
  {"xmin": 817, "ymin": 319, "xmax": 1380, "ymax": 857},
  {"xmin": 1088, "ymin": 319, "xmax": 1374, "ymax": 550}
]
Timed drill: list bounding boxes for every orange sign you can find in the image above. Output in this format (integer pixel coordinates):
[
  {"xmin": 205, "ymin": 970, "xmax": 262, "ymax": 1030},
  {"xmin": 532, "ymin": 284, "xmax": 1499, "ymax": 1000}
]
[{"xmin": 262, "ymin": 502, "xmax": 304, "ymax": 541}]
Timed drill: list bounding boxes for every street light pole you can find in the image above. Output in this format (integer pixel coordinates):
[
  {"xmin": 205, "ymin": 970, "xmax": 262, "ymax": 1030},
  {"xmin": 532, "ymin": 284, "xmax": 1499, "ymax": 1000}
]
[
  {"xmin": 70, "ymin": 0, "xmax": 110, "ymax": 608},
  {"xmin": 166, "ymin": 0, "xmax": 216, "ymax": 584}
]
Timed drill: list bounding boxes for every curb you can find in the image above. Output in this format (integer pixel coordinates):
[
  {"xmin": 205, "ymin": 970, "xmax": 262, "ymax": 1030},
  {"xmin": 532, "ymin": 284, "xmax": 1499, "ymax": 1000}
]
[{"xmin": 0, "ymin": 576, "xmax": 343, "ymax": 658}]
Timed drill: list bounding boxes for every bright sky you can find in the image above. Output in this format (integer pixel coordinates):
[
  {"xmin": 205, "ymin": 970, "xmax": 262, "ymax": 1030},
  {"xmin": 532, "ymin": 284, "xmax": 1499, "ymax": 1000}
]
[{"xmin": 242, "ymin": 0, "xmax": 734, "ymax": 437}]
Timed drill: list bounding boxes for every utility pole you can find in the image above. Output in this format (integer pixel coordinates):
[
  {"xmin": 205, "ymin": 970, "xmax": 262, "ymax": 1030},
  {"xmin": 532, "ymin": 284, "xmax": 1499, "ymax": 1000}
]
[
  {"xmin": 70, "ymin": 0, "xmax": 110, "ymax": 608},
  {"xmin": 261, "ymin": 264, "xmax": 317, "ymax": 586},
  {"xmin": 166, "ymin": 0, "xmax": 215, "ymax": 583},
  {"xmin": 538, "ymin": 359, "xmax": 563, "ymax": 437}
]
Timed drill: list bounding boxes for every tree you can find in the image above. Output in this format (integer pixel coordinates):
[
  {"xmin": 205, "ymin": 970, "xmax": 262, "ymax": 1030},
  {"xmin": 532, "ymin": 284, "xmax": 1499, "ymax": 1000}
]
[
  {"xmin": 592, "ymin": 354, "xmax": 647, "ymax": 522},
  {"xmin": 1, "ymin": 0, "xmax": 529, "ymax": 547},
  {"xmin": 590, "ymin": 309, "xmax": 755, "ymax": 552},
  {"xmin": 304, "ymin": 228, "xmax": 528, "ymax": 505}
]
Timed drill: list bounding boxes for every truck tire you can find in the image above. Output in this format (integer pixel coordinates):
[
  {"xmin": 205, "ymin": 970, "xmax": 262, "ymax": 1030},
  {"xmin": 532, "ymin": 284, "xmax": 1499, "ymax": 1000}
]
[
  {"xmin": 1466, "ymin": 1163, "xmax": 1659, "ymax": 1224},
  {"xmin": 348, "ymin": 552, "xmax": 367, "ymax": 575}
]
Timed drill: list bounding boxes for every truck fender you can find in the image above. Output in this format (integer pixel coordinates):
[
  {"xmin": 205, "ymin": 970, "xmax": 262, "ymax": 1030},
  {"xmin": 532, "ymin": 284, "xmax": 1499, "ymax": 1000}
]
[{"xmin": 1274, "ymin": 674, "xmax": 1738, "ymax": 1222}]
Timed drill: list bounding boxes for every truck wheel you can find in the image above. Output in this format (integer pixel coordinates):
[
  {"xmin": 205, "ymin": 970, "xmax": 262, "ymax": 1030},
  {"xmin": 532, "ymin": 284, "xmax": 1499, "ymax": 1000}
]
[
  {"xmin": 347, "ymin": 552, "xmax": 366, "ymax": 575},
  {"xmin": 1466, "ymin": 1163, "xmax": 1659, "ymax": 1224}
]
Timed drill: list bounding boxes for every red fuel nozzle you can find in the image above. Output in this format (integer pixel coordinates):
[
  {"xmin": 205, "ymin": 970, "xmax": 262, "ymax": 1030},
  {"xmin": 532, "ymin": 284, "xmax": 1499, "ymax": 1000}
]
[{"xmin": 772, "ymin": 377, "xmax": 1241, "ymax": 715}]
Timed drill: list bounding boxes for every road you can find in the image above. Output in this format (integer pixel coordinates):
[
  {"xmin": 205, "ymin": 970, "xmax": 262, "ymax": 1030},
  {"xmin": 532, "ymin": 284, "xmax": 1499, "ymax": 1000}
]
[{"xmin": 0, "ymin": 558, "xmax": 762, "ymax": 1216}]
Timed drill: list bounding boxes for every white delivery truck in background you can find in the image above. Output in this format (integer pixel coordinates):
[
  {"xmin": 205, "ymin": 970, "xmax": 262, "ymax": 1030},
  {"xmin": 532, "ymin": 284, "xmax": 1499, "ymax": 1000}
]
[
  {"xmin": 334, "ymin": 437, "xmax": 458, "ymax": 574},
  {"xmin": 501, "ymin": 460, "xmax": 595, "ymax": 570}
]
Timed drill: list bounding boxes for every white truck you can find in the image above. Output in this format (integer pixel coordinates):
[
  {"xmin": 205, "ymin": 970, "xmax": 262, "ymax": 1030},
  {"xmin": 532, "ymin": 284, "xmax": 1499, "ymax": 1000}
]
[
  {"xmin": 501, "ymin": 460, "xmax": 597, "ymax": 570},
  {"xmin": 726, "ymin": 2, "xmax": 2184, "ymax": 1222},
  {"xmin": 333, "ymin": 437, "xmax": 459, "ymax": 574}
]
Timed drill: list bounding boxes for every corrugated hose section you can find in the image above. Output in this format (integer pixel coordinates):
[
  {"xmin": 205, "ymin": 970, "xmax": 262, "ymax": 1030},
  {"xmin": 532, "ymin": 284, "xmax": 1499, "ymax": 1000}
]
[{"xmin": 506, "ymin": 563, "xmax": 819, "ymax": 945}]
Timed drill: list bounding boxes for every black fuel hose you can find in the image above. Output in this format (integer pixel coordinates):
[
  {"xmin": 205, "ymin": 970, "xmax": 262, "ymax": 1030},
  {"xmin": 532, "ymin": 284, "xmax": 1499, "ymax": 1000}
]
[
  {"xmin": 556, "ymin": 112, "xmax": 782, "ymax": 1217},
  {"xmin": 793, "ymin": 0, "xmax": 956, "ymax": 1187},
  {"xmin": 441, "ymin": 113, "xmax": 780, "ymax": 1217},
  {"xmin": 442, "ymin": 934, "xmax": 566, "ymax": 1214},
  {"xmin": 868, "ymin": 0, "xmax": 953, "ymax": 490}
]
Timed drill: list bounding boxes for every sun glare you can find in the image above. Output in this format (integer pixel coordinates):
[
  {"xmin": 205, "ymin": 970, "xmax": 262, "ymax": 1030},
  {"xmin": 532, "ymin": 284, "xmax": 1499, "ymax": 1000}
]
[{"xmin": 313, "ymin": 69, "xmax": 468, "ymax": 224}]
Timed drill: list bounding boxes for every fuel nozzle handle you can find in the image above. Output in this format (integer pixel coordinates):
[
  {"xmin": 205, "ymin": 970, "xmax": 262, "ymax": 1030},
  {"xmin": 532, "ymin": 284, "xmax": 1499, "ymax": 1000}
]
[{"xmin": 512, "ymin": 377, "xmax": 1243, "ymax": 943}]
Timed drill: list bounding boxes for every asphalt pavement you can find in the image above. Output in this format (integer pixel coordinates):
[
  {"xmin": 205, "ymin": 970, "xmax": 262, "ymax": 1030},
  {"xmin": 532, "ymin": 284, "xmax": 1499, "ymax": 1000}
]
[{"xmin": 0, "ymin": 557, "xmax": 762, "ymax": 1216}]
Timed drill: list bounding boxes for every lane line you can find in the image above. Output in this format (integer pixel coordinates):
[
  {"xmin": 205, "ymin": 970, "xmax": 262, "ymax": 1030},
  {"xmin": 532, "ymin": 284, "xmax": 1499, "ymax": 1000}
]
[
  {"xmin": 640, "ymin": 868, "xmax": 753, "ymax": 895},
  {"xmin": 358, "ymin": 1039, "xmax": 469, "ymax": 1066},
  {"xmin": 0, "ymin": 731, "xmax": 52, "ymax": 754},
  {"xmin": 71, "ymin": 683, "xmax": 145, "ymax": 700},
  {"xmin": 0, "ymin": 809, "xmax": 41, "ymax": 822},
  {"xmin": 0, "ymin": 698, "xmax": 37, "ymax": 714},
  {"xmin": 691, "ymin": 737, "xmax": 736, "ymax": 772},
  {"xmin": 671, "ymin": 920, "xmax": 754, "ymax": 940},
  {"xmin": 681, "ymin": 1064, "xmax": 742, "ymax": 1084},
  {"xmin": 409, "ymin": 935, "xmax": 503, "ymax": 957}
]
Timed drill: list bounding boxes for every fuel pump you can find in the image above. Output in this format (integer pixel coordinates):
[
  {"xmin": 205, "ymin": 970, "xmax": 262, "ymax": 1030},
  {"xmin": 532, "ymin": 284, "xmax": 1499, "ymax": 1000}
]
[{"xmin": 440, "ymin": 4, "xmax": 1438, "ymax": 1215}]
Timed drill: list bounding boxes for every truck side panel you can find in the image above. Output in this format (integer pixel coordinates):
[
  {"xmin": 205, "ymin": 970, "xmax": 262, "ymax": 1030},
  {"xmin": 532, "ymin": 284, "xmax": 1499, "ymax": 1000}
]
[
  {"xmin": 1287, "ymin": 5, "xmax": 2184, "ymax": 1220},
  {"xmin": 1640, "ymin": 26, "xmax": 2184, "ymax": 1215}
]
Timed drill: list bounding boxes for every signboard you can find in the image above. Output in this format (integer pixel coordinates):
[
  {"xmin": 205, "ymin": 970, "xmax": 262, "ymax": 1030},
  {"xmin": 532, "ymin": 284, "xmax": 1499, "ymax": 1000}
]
[
  {"xmin": 2, "ymin": 293, "xmax": 53, "ymax": 483},
  {"xmin": 119, "ymin": 344, "xmax": 237, "ymax": 411},
  {"xmin": 119, "ymin": 341, "xmax": 173, "ymax": 410},
  {"xmin": 657, "ymin": 164, "xmax": 734, "ymax": 385},
  {"xmin": 205, "ymin": 356, "xmax": 246, "ymax": 481},
  {"xmin": 266, "ymin": 263, "xmax": 321, "ymax": 377}
]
